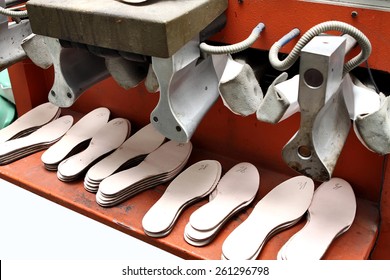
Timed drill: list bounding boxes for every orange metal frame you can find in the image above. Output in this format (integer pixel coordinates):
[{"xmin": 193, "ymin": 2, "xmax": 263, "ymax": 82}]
[{"xmin": 5, "ymin": 0, "xmax": 390, "ymax": 259}]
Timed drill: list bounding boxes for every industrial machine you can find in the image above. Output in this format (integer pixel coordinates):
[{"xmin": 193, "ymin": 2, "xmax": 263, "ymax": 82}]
[{"xmin": 0, "ymin": 0, "xmax": 389, "ymax": 260}]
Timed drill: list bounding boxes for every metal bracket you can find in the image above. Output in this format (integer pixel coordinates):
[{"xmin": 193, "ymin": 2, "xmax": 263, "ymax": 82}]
[
  {"xmin": 150, "ymin": 38, "xmax": 221, "ymax": 142},
  {"xmin": 0, "ymin": 0, "xmax": 31, "ymax": 72},
  {"xmin": 21, "ymin": 34, "xmax": 52, "ymax": 69},
  {"xmin": 44, "ymin": 37, "xmax": 110, "ymax": 107},
  {"xmin": 282, "ymin": 36, "xmax": 351, "ymax": 182}
]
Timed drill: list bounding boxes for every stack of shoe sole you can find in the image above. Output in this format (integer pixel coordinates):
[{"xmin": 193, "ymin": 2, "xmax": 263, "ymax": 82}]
[
  {"xmin": 142, "ymin": 160, "xmax": 222, "ymax": 237},
  {"xmin": 184, "ymin": 162, "xmax": 260, "ymax": 246},
  {"xmin": 0, "ymin": 116, "xmax": 73, "ymax": 165},
  {"xmin": 277, "ymin": 178, "xmax": 356, "ymax": 260},
  {"xmin": 57, "ymin": 118, "xmax": 131, "ymax": 182},
  {"xmin": 96, "ymin": 141, "xmax": 192, "ymax": 207},
  {"xmin": 221, "ymin": 176, "xmax": 314, "ymax": 260},
  {"xmin": 84, "ymin": 123, "xmax": 165, "ymax": 193},
  {"xmin": 41, "ymin": 107, "xmax": 111, "ymax": 171},
  {"xmin": 0, "ymin": 102, "xmax": 60, "ymax": 144}
]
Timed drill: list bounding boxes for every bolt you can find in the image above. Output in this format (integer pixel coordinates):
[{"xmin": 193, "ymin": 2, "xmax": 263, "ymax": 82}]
[
  {"xmin": 351, "ymin": 11, "xmax": 358, "ymax": 18},
  {"xmin": 298, "ymin": 146, "xmax": 312, "ymax": 159}
]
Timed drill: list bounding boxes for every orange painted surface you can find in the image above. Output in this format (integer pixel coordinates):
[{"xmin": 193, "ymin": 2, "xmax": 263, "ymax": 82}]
[
  {"xmin": 4, "ymin": 0, "xmax": 390, "ymax": 259},
  {"xmin": 370, "ymin": 156, "xmax": 390, "ymax": 260},
  {"xmin": 7, "ymin": 61, "xmax": 49, "ymax": 116}
]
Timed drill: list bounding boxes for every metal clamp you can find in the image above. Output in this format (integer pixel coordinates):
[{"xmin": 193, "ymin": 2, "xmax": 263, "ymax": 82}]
[
  {"xmin": 282, "ymin": 36, "xmax": 351, "ymax": 182},
  {"xmin": 150, "ymin": 38, "xmax": 221, "ymax": 142},
  {"xmin": 44, "ymin": 37, "xmax": 110, "ymax": 107}
]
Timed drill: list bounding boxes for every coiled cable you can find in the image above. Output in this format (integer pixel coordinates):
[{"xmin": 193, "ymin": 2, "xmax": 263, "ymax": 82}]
[
  {"xmin": 0, "ymin": 5, "xmax": 28, "ymax": 18},
  {"xmin": 269, "ymin": 21, "xmax": 371, "ymax": 75},
  {"xmin": 200, "ymin": 22, "xmax": 265, "ymax": 55}
]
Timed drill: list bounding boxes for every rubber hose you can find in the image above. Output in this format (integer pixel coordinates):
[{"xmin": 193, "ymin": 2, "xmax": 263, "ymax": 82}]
[
  {"xmin": 200, "ymin": 22, "xmax": 265, "ymax": 55},
  {"xmin": 269, "ymin": 21, "xmax": 372, "ymax": 74},
  {"xmin": 0, "ymin": 6, "xmax": 28, "ymax": 17}
]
